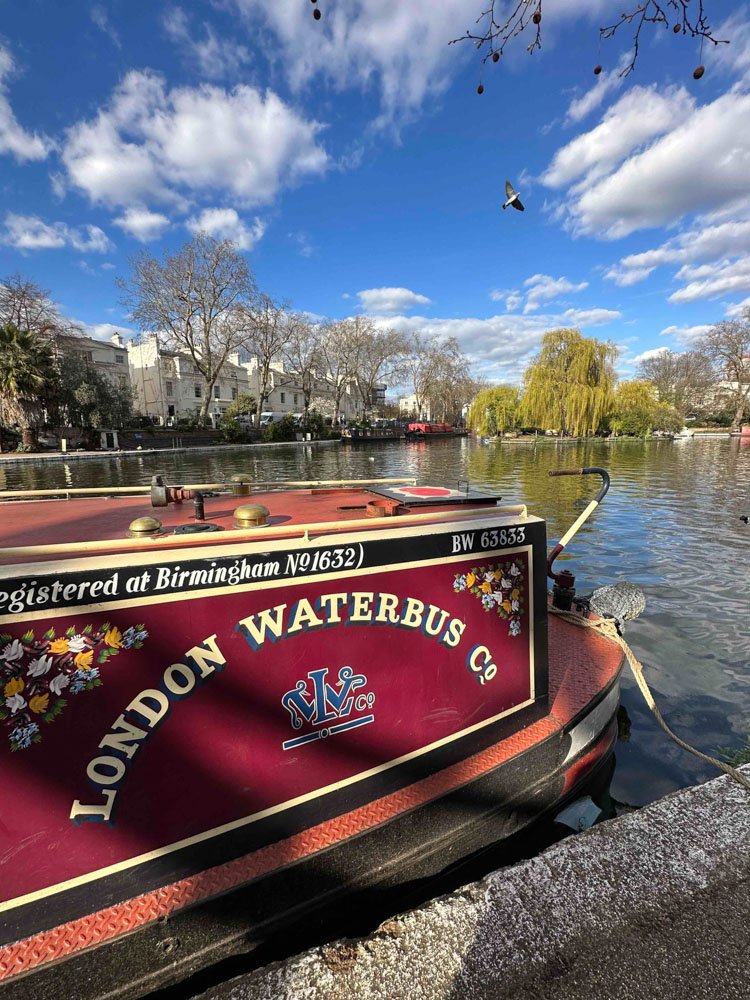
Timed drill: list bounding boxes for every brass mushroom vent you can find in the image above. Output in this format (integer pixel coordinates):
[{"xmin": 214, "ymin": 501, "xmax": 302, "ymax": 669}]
[{"xmin": 233, "ymin": 503, "xmax": 269, "ymax": 529}]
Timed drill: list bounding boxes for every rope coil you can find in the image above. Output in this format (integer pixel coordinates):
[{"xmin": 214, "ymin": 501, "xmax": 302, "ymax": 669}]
[{"xmin": 549, "ymin": 607, "xmax": 750, "ymax": 793}]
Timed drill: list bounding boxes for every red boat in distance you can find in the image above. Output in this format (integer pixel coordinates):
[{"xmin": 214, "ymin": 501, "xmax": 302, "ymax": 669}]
[
  {"xmin": 405, "ymin": 420, "xmax": 467, "ymax": 438},
  {"xmin": 0, "ymin": 473, "xmax": 622, "ymax": 999}
]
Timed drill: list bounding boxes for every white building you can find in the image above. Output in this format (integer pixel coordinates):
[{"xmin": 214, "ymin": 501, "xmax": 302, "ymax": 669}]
[
  {"xmin": 398, "ymin": 393, "xmax": 431, "ymax": 420},
  {"xmin": 59, "ymin": 332, "xmax": 131, "ymax": 394},
  {"xmin": 128, "ymin": 335, "xmax": 249, "ymax": 427}
]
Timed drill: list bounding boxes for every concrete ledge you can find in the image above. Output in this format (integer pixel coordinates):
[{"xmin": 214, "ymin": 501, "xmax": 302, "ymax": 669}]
[{"xmin": 202, "ymin": 766, "xmax": 750, "ymax": 1000}]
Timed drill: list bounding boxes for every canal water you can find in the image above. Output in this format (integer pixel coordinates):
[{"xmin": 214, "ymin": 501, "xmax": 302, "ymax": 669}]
[{"xmin": 2, "ymin": 436, "xmax": 749, "ymax": 810}]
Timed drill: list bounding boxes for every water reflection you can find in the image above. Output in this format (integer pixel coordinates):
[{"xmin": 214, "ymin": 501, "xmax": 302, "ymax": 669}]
[{"xmin": 2, "ymin": 437, "xmax": 748, "ymax": 807}]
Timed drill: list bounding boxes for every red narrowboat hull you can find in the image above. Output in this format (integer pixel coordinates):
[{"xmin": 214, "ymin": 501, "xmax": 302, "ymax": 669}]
[{"xmin": 0, "ymin": 483, "xmax": 622, "ymax": 997}]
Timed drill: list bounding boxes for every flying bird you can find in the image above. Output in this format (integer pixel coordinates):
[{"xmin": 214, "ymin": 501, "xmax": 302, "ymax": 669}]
[{"xmin": 503, "ymin": 180, "xmax": 525, "ymax": 212}]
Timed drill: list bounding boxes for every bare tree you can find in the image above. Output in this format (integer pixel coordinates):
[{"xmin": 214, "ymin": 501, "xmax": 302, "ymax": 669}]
[
  {"xmin": 349, "ymin": 320, "xmax": 409, "ymax": 418},
  {"xmin": 636, "ymin": 349, "xmax": 713, "ymax": 418},
  {"xmin": 282, "ymin": 315, "xmax": 324, "ymax": 421},
  {"xmin": 317, "ymin": 319, "xmax": 359, "ymax": 427},
  {"xmin": 241, "ymin": 293, "xmax": 290, "ymax": 421},
  {"xmin": 696, "ymin": 313, "xmax": 750, "ymax": 431},
  {"xmin": 452, "ymin": 1, "xmax": 727, "ymax": 81},
  {"xmin": 404, "ymin": 334, "xmax": 469, "ymax": 420},
  {"xmin": 119, "ymin": 233, "xmax": 257, "ymax": 422},
  {"xmin": 0, "ymin": 273, "xmax": 79, "ymax": 342}
]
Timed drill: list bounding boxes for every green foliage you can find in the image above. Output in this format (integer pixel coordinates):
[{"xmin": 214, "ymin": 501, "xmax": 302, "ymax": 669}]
[
  {"xmin": 0, "ymin": 324, "xmax": 56, "ymax": 448},
  {"xmin": 719, "ymin": 736, "xmax": 750, "ymax": 768},
  {"xmin": 263, "ymin": 414, "xmax": 297, "ymax": 442},
  {"xmin": 219, "ymin": 392, "xmax": 257, "ymax": 442},
  {"xmin": 611, "ymin": 380, "xmax": 659, "ymax": 435},
  {"xmin": 467, "ymin": 386, "xmax": 520, "ymax": 436},
  {"xmin": 49, "ymin": 350, "xmax": 134, "ymax": 430},
  {"xmin": 520, "ymin": 328, "xmax": 616, "ymax": 436},
  {"xmin": 299, "ymin": 409, "xmax": 328, "ymax": 438}
]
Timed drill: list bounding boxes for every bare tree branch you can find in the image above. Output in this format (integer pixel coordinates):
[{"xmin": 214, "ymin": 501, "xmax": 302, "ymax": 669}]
[{"xmin": 450, "ymin": 1, "xmax": 728, "ymax": 81}]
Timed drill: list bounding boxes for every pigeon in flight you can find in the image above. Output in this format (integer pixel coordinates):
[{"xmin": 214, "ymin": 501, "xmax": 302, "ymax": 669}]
[{"xmin": 503, "ymin": 180, "xmax": 525, "ymax": 212}]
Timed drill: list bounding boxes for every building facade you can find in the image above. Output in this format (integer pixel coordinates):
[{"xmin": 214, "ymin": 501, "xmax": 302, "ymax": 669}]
[
  {"xmin": 128, "ymin": 335, "xmax": 250, "ymax": 427},
  {"xmin": 59, "ymin": 333, "xmax": 132, "ymax": 394}
]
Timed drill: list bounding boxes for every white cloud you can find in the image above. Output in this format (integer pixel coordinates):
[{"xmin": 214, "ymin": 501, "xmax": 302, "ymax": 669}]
[
  {"xmin": 356, "ymin": 287, "xmax": 431, "ymax": 314},
  {"xmin": 91, "ymin": 4, "xmax": 121, "ymax": 47},
  {"xmin": 63, "ymin": 70, "xmax": 328, "ymax": 209},
  {"xmin": 546, "ymin": 87, "xmax": 750, "ymax": 239},
  {"xmin": 2, "ymin": 214, "xmax": 113, "ymax": 252},
  {"xmin": 0, "ymin": 43, "xmax": 51, "ymax": 162},
  {"xmin": 163, "ymin": 7, "xmax": 251, "ymax": 79},
  {"xmin": 631, "ymin": 347, "xmax": 669, "ymax": 366},
  {"xmin": 523, "ymin": 273, "xmax": 588, "ymax": 313},
  {"xmin": 81, "ymin": 321, "xmax": 138, "ymax": 343},
  {"xmin": 543, "ymin": 85, "xmax": 692, "ymax": 193},
  {"xmin": 361, "ymin": 299, "xmax": 620, "ymax": 383},
  {"xmin": 660, "ymin": 325, "xmax": 713, "ymax": 344},
  {"xmin": 668, "ymin": 257, "xmax": 750, "ymax": 303},
  {"xmin": 114, "ymin": 206, "xmax": 171, "ymax": 242},
  {"xmin": 561, "ymin": 307, "xmax": 621, "ymax": 327},
  {"xmin": 230, "ymin": 0, "xmax": 471, "ymax": 128},
  {"xmin": 186, "ymin": 207, "xmax": 266, "ymax": 250},
  {"xmin": 564, "ymin": 54, "xmax": 630, "ymax": 125},
  {"xmin": 726, "ymin": 296, "xmax": 750, "ymax": 318}
]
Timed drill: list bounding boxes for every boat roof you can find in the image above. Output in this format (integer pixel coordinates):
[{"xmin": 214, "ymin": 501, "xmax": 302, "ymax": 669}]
[{"xmin": 0, "ymin": 479, "xmax": 519, "ymax": 567}]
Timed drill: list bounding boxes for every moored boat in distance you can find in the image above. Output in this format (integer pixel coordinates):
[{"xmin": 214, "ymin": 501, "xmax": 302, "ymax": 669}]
[
  {"xmin": 0, "ymin": 472, "xmax": 623, "ymax": 999},
  {"xmin": 405, "ymin": 421, "xmax": 468, "ymax": 440}
]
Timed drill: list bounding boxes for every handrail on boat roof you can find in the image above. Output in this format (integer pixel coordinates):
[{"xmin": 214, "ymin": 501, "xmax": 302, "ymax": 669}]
[
  {"xmin": 0, "ymin": 504, "xmax": 529, "ymax": 564},
  {"xmin": 0, "ymin": 477, "xmax": 418, "ymax": 501}
]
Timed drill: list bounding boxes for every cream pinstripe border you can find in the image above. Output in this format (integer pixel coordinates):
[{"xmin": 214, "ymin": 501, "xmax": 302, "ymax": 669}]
[{"xmin": 0, "ymin": 520, "xmax": 537, "ymax": 914}]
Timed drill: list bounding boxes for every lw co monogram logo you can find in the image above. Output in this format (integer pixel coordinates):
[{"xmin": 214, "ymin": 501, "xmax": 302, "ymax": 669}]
[{"xmin": 281, "ymin": 666, "xmax": 376, "ymax": 751}]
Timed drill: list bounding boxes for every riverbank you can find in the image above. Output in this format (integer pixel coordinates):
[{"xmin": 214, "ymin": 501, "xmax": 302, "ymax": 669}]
[
  {"xmin": 0, "ymin": 439, "xmax": 340, "ymax": 465},
  {"xmin": 199, "ymin": 764, "xmax": 750, "ymax": 1000}
]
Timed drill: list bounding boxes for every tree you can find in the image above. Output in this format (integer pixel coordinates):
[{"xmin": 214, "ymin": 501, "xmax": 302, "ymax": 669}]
[
  {"xmin": 242, "ymin": 293, "xmax": 289, "ymax": 422},
  {"xmin": 404, "ymin": 334, "xmax": 471, "ymax": 421},
  {"xmin": 349, "ymin": 320, "xmax": 409, "ymax": 417},
  {"xmin": 119, "ymin": 233, "xmax": 258, "ymax": 422},
  {"xmin": 521, "ymin": 328, "xmax": 616, "ymax": 436},
  {"xmin": 0, "ymin": 325, "xmax": 56, "ymax": 450},
  {"xmin": 611, "ymin": 380, "xmax": 656, "ymax": 435},
  {"xmin": 636, "ymin": 349, "xmax": 712, "ymax": 418},
  {"xmin": 0, "ymin": 274, "xmax": 73, "ymax": 341},
  {"xmin": 452, "ymin": 1, "xmax": 727, "ymax": 81},
  {"xmin": 219, "ymin": 392, "xmax": 256, "ymax": 442},
  {"xmin": 317, "ymin": 319, "xmax": 359, "ymax": 427},
  {"xmin": 47, "ymin": 351, "xmax": 134, "ymax": 436},
  {"xmin": 282, "ymin": 316, "xmax": 324, "ymax": 421},
  {"xmin": 467, "ymin": 385, "xmax": 520, "ymax": 436},
  {"xmin": 695, "ymin": 314, "xmax": 750, "ymax": 431}
]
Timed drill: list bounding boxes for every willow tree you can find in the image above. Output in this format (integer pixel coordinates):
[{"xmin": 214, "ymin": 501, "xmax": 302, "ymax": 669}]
[
  {"xmin": 467, "ymin": 385, "xmax": 520, "ymax": 437},
  {"xmin": 520, "ymin": 329, "xmax": 616, "ymax": 436}
]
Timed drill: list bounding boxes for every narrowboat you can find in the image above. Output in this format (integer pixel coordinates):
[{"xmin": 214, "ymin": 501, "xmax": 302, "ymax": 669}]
[
  {"xmin": 404, "ymin": 421, "xmax": 468, "ymax": 439},
  {"xmin": 0, "ymin": 471, "xmax": 623, "ymax": 999}
]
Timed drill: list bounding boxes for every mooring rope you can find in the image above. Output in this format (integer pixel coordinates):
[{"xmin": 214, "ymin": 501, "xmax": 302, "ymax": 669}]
[{"xmin": 549, "ymin": 606, "xmax": 750, "ymax": 793}]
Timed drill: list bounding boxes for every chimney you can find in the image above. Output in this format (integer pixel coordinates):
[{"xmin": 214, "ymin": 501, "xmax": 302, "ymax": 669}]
[{"xmin": 111, "ymin": 332, "xmax": 124, "ymax": 348}]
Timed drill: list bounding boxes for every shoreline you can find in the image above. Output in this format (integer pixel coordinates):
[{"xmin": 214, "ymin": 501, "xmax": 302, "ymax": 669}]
[{"xmin": 0, "ymin": 439, "xmax": 341, "ymax": 466}]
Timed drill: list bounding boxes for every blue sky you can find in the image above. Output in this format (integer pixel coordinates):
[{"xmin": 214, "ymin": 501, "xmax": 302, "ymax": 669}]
[{"xmin": 0, "ymin": 1, "xmax": 748, "ymax": 383}]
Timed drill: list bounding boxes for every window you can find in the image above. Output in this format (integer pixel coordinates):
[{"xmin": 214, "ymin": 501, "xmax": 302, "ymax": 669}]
[
  {"xmin": 168, "ymin": 404, "xmax": 175, "ymax": 417},
  {"xmin": 280, "ymin": 392, "xmax": 286, "ymax": 403},
  {"xmin": 214, "ymin": 385, "xmax": 220, "ymax": 398},
  {"xmin": 118, "ymin": 376, "xmax": 127, "ymax": 388},
  {"xmin": 165, "ymin": 380, "xmax": 173, "ymax": 397},
  {"xmin": 232, "ymin": 387, "xmax": 238, "ymax": 400},
  {"xmin": 194, "ymin": 384, "xmax": 202, "ymax": 398},
  {"xmin": 80, "ymin": 350, "xmax": 94, "ymax": 362},
  {"xmin": 115, "ymin": 354, "xmax": 125, "ymax": 364},
  {"xmin": 294, "ymin": 394, "xmax": 298, "ymax": 405}
]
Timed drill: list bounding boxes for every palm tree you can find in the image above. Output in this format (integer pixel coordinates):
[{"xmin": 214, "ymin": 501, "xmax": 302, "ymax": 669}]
[{"xmin": 0, "ymin": 324, "xmax": 54, "ymax": 450}]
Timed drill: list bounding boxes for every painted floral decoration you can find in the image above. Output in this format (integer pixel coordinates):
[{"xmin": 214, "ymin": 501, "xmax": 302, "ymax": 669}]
[
  {"xmin": 0, "ymin": 623, "xmax": 148, "ymax": 751},
  {"xmin": 453, "ymin": 559, "xmax": 525, "ymax": 637}
]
